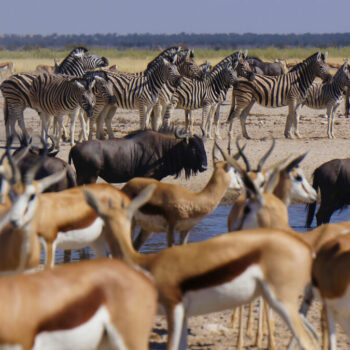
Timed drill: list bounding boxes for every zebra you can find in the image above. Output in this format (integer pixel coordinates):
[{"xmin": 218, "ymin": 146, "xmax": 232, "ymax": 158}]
[
  {"xmin": 302, "ymin": 60, "xmax": 350, "ymax": 138},
  {"xmin": 227, "ymin": 52, "xmax": 331, "ymax": 146},
  {"xmin": 0, "ymin": 47, "xmax": 109, "ymax": 143},
  {"xmin": 94, "ymin": 54, "xmax": 182, "ymax": 139},
  {"xmin": 162, "ymin": 51, "xmax": 254, "ymax": 139},
  {"xmin": 29, "ymin": 73, "xmax": 97, "ymax": 149},
  {"xmin": 162, "ymin": 60, "xmax": 239, "ymax": 139}
]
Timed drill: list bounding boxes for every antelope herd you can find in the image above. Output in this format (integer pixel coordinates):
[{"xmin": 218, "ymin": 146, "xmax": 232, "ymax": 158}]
[{"xmin": 0, "ymin": 47, "xmax": 350, "ymax": 350}]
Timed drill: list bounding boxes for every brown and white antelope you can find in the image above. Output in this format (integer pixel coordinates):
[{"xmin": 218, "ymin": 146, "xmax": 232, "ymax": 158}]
[
  {"xmin": 0, "ymin": 258, "xmax": 158, "ymax": 350},
  {"xmin": 85, "ymin": 184, "xmax": 320, "ymax": 350},
  {"xmin": 121, "ymin": 143, "xmax": 243, "ymax": 249},
  {"xmin": 226, "ymin": 150, "xmax": 317, "ymax": 350}
]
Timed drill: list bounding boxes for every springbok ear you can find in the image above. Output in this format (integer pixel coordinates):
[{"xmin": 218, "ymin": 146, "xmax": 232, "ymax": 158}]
[
  {"xmin": 127, "ymin": 184, "xmax": 156, "ymax": 218},
  {"xmin": 285, "ymin": 153, "xmax": 308, "ymax": 173},
  {"xmin": 84, "ymin": 189, "xmax": 105, "ymax": 217},
  {"xmin": 37, "ymin": 169, "xmax": 67, "ymax": 193}
]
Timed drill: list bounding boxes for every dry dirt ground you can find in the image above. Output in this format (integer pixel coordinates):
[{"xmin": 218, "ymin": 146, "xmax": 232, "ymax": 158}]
[{"xmin": 1, "ymin": 87, "xmax": 350, "ymax": 349}]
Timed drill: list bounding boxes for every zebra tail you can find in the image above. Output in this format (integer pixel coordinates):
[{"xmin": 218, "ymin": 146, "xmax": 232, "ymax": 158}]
[
  {"xmin": 305, "ymin": 172, "xmax": 318, "ymax": 228},
  {"xmin": 3, "ymin": 99, "xmax": 8, "ymax": 126},
  {"xmin": 346, "ymin": 93, "xmax": 350, "ymax": 118}
]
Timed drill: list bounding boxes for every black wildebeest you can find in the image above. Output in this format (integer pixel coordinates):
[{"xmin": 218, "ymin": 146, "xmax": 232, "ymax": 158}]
[
  {"xmin": 306, "ymin": 158, "xmax": 350, "ymax": 227},
  {"xmin": 11, "ymin": 137, "xmax": 77, "ymax": 192},
  {"xmin": 69, "ymin": 128, "xmax": 208, "ymax": 185},
  {"xmin": 247, "ymin": 56, "xmax": 286, "ymax": 76}
]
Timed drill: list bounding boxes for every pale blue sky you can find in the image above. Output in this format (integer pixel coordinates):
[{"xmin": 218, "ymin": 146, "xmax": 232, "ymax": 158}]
[{"xmin": 2, "ymin": 0, "xmax": 349, "ymax": 35}]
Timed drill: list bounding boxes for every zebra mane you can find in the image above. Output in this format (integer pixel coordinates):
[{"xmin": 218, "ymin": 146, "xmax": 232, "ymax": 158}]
[
  {"xmin": 288, "ymin": 52, "xmax": 321, "ymax": 73},
  {"xmin": 215, "ymin": 51, "xmax": 241, "ymax": 68},
  {"xmin": 247, "ymin": 56, "xmax": 263, "ymax": 62},
  {"xmin": 146, "ymin": 46, "xmax": 182, "ymax": 70}
]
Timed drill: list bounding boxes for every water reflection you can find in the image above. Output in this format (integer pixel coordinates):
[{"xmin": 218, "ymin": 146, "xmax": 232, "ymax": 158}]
[{"xmin": 53, "ymin": 204, "xmax": 350, "ymax": 261}]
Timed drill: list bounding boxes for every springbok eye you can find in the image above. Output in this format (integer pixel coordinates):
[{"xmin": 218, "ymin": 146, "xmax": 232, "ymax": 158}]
[
  {"xmin": 29, "ymin": 194, "xmax": 36, "ymax": 201},
  {"xmin": 295, "ymin": 175, "xmax": 303, "ymax": 182}
]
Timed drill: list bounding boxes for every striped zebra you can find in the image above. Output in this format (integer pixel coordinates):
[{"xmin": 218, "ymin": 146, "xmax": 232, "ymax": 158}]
[
  {"xmin": 302, "ymin": 61, "xmax": 350, "ymax": 138},
  {"xmin": 162, "ymin": 51, "xmax": 254, "ymax": 139},
  {"xmin": 0, "ymin": 47, "xmax": 108, "ymax": 142},
  {"xmin": 29, "ymin": 73, "xmax": 97, "ymax": 149},
  {"xmin": 162, "ymin": 60, "xmax": 239, "ymax": 138},
  {"xmin": 95, "ymin": 54, "xmax": 182, "ymax": 139},
  {"xmin": 227, "ymin": 52, "xmax": 331, "ymax": 145}
]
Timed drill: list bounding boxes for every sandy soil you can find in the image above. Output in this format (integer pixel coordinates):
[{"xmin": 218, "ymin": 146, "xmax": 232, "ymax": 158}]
[{"xmin": 1, "ymin": 86, "xmax": 350, "ymax": 349}]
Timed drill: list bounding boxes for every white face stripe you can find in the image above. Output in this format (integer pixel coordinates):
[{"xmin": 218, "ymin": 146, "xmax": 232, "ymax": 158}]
[
  {"xmin": 290, "ymin": 168, "xmax": 317, "ymax": 204},
  {"xmin": 228, "ymin": 167, "xmax": 243, "ymax": 191}
]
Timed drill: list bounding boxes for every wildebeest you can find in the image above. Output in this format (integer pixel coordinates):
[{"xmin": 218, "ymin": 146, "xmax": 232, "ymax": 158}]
[
  {"xmin": 306, "ymin": 158, "xmax": 350, "ymax": 227},
  {"xmin": 12, "ymin": 137, "xmax": 77, "ymax": 192},
  {"xmin": 247, "ymin": 56, "xmax": 286, "ymax": 76},
  {"xmin": 69, "ymin": 128, "xmax": 207, "ymax": 185}
]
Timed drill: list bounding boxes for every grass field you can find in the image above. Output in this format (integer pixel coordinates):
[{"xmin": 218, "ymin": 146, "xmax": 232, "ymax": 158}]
[{"xmin": 0, "ymin": 46, "xmax": 349, "ymax": 73}]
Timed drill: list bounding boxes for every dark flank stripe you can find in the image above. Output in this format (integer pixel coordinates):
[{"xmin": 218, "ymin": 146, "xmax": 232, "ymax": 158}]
[
  {"xmin": 37, "ymin": 286, "xmax": 105, "ymax": 333},
  {"xmin": 180, "ymin": 250, "xmax": 261, "ymax": 293}
]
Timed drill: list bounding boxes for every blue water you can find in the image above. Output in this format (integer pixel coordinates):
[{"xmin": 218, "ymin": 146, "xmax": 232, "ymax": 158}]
[{"xmin": 53, "ymin": 204, "xmax": 350, "ymax": 261}]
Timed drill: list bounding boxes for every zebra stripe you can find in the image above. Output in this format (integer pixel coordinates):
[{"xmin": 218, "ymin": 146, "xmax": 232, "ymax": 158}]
[
  {"xmin": 0, "ymin": 47, "xmax": 108, "ymax": 142},
  {"xmin": 227, "ymin": 52, "xmax": 331, "ymax": 142},
  {"xmin": 303, "ymin": 61, "xmax": 350, "ymax": 138}
]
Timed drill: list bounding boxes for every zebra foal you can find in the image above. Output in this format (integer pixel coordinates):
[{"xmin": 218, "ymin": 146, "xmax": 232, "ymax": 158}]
[
  {"xmin": 302, "ymin": 60, "xmax": 350, "ymax": 138},
  {"xmin": 227, "ymin": 52, "xmax": 331, "ymax": 144}
]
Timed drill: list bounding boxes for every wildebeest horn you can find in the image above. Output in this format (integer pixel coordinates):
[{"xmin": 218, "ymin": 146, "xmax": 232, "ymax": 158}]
[
  {"xmin": 5, "ymin": 136, "xmax": 21, "ymax": 184},
  {"xmin": 236, "ymin": 137, "xmax": 251, "ymax": 172},
  {"xmin": 256, "ymin": 138, "xmax": 275, "ymax": 172},
  {"xmin": 24, "ymin": 137, "xmax": 48, "ymax": 185},
  {"xmin": 175, "ymin": 126, "xmax": 191, "ymax": 140}
]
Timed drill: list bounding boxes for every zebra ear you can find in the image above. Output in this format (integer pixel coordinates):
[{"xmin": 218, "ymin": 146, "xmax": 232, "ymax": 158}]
[
  {"xmin": 88, "ymin": 79, "xmax": 96, "ymax": 90},
  {"xmin": 74, "ymin": 80, "xmax": 85, "ymax": 90},
  {"xmin": 237, "ymin": 51, "xmax": 242, "ymax": 60},
  {"xmin": 73, "ymin": 51, "xmax": 84, "ymax": 58},
  {"xmin": 317, "ymin": 52, "xmax": 322, "ymax": 61},
  {"xmin": 190, "ymin": 49, "xmax": 194, "ymax": 59},
  {"xmin": 243, "ymin": 50, "xmax": 248, "ymax": 59},
  {"xmin": 232, "ymin": 60, "xmax": 239, "ymax": 71},
  {"xmin": 323, "ymin": 51, "xmax": 328, "ymax": 60}
]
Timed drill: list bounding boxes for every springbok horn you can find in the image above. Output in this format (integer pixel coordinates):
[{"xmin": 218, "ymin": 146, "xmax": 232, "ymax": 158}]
[
  {"xmin": 24, "ymin": 137, "xmax": 48, "ymax": 185},
  {"xmin": 236, "ymin": 137, "xmax": 251, "ymax": 172},
  {"xmin": 214, "ymin": 141, "xmax": 245, "ymax": 173},
  {"xmin": 256, "ymin": 138, "xmax": 275, "ymax": 172},
  {"xmin": 5, "ymin": 136, "xmax": 21, "ymax": 184}
]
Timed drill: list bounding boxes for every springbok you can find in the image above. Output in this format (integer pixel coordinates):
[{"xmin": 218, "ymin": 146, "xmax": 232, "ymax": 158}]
[
  {"xmin": 226, "ymin": 148, "xmax": 317, "ymax": 350},
  {"xmin": 121, "ymin": 143, "xmax": 243, "ymax": 249},
  {"xmin": 84, "ymin": 184, "xmax": 320, "ymax": 350},
  {"xmin": 0, "ymin": 258, "xmax": 158, "ymax": 350}
]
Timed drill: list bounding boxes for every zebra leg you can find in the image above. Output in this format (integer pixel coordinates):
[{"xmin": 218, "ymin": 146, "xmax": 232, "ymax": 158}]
[
  {"xmin": 78, "ymin": 109, "xmax": 88, "ymax": 142},
  {"xmin": 285, "ymin": 102, "xmax": 298, "ymax": 138},
  {"xmin": 205, "ymin": 105, "xmax": 216, "ymax": 139},
  {"xmin": 293, "ymin": 104, "xmax": 302, "ymax": 138},
  {"xmin": 200, "ymin": 105, "xmax": 211, "ymax": 137},
  {"xmin": 151, "ymin": 101, "xmax": 163, "ymax": 130},
  {"xmin": 162, "ymin": 105, "xmax": 174, "ymax": 128},
  {"xmin": 139, "ymin": 104, "xmax": 153, "ymax": 130},
  {"xmin": 54, "ymin": 115, "xmax": 64, "ymax": 150},
  {"xmin": 96, "ymin": 105, "xmax": 109, "ymax": 140},
  {"xmin": 69, "ymin": 109, "xmax": 80, "ymax": 146},
  {"xmin": 88, "ymin": 116, "xmax": 95, "ymax": 140},
  {"xmin": 239, "ymin": 101, "xmax": 255, "ymax": 139},
  {"xmin": 105, "ymin": 106, "xmax": 117, "ymax": 139},
  {"xmin": 213, "ymin": 104, "xmax": 222, "ymax": 139}
]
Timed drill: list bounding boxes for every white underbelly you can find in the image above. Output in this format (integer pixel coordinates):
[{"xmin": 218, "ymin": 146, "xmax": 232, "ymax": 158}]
[
  {"xmin": 326, "ymin": 286, "xmax": 350, "ymax": 326},
  {"xmin": 32, "ymin": 306, "xmax": 126, "ymax": 350},
  {"xmin": 183, "ymin": 265, "xmax": 264, "ymax": 317},
  {"xmin": 55, "ymin": 218, "xmax": 104, "ymax": 250}
]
